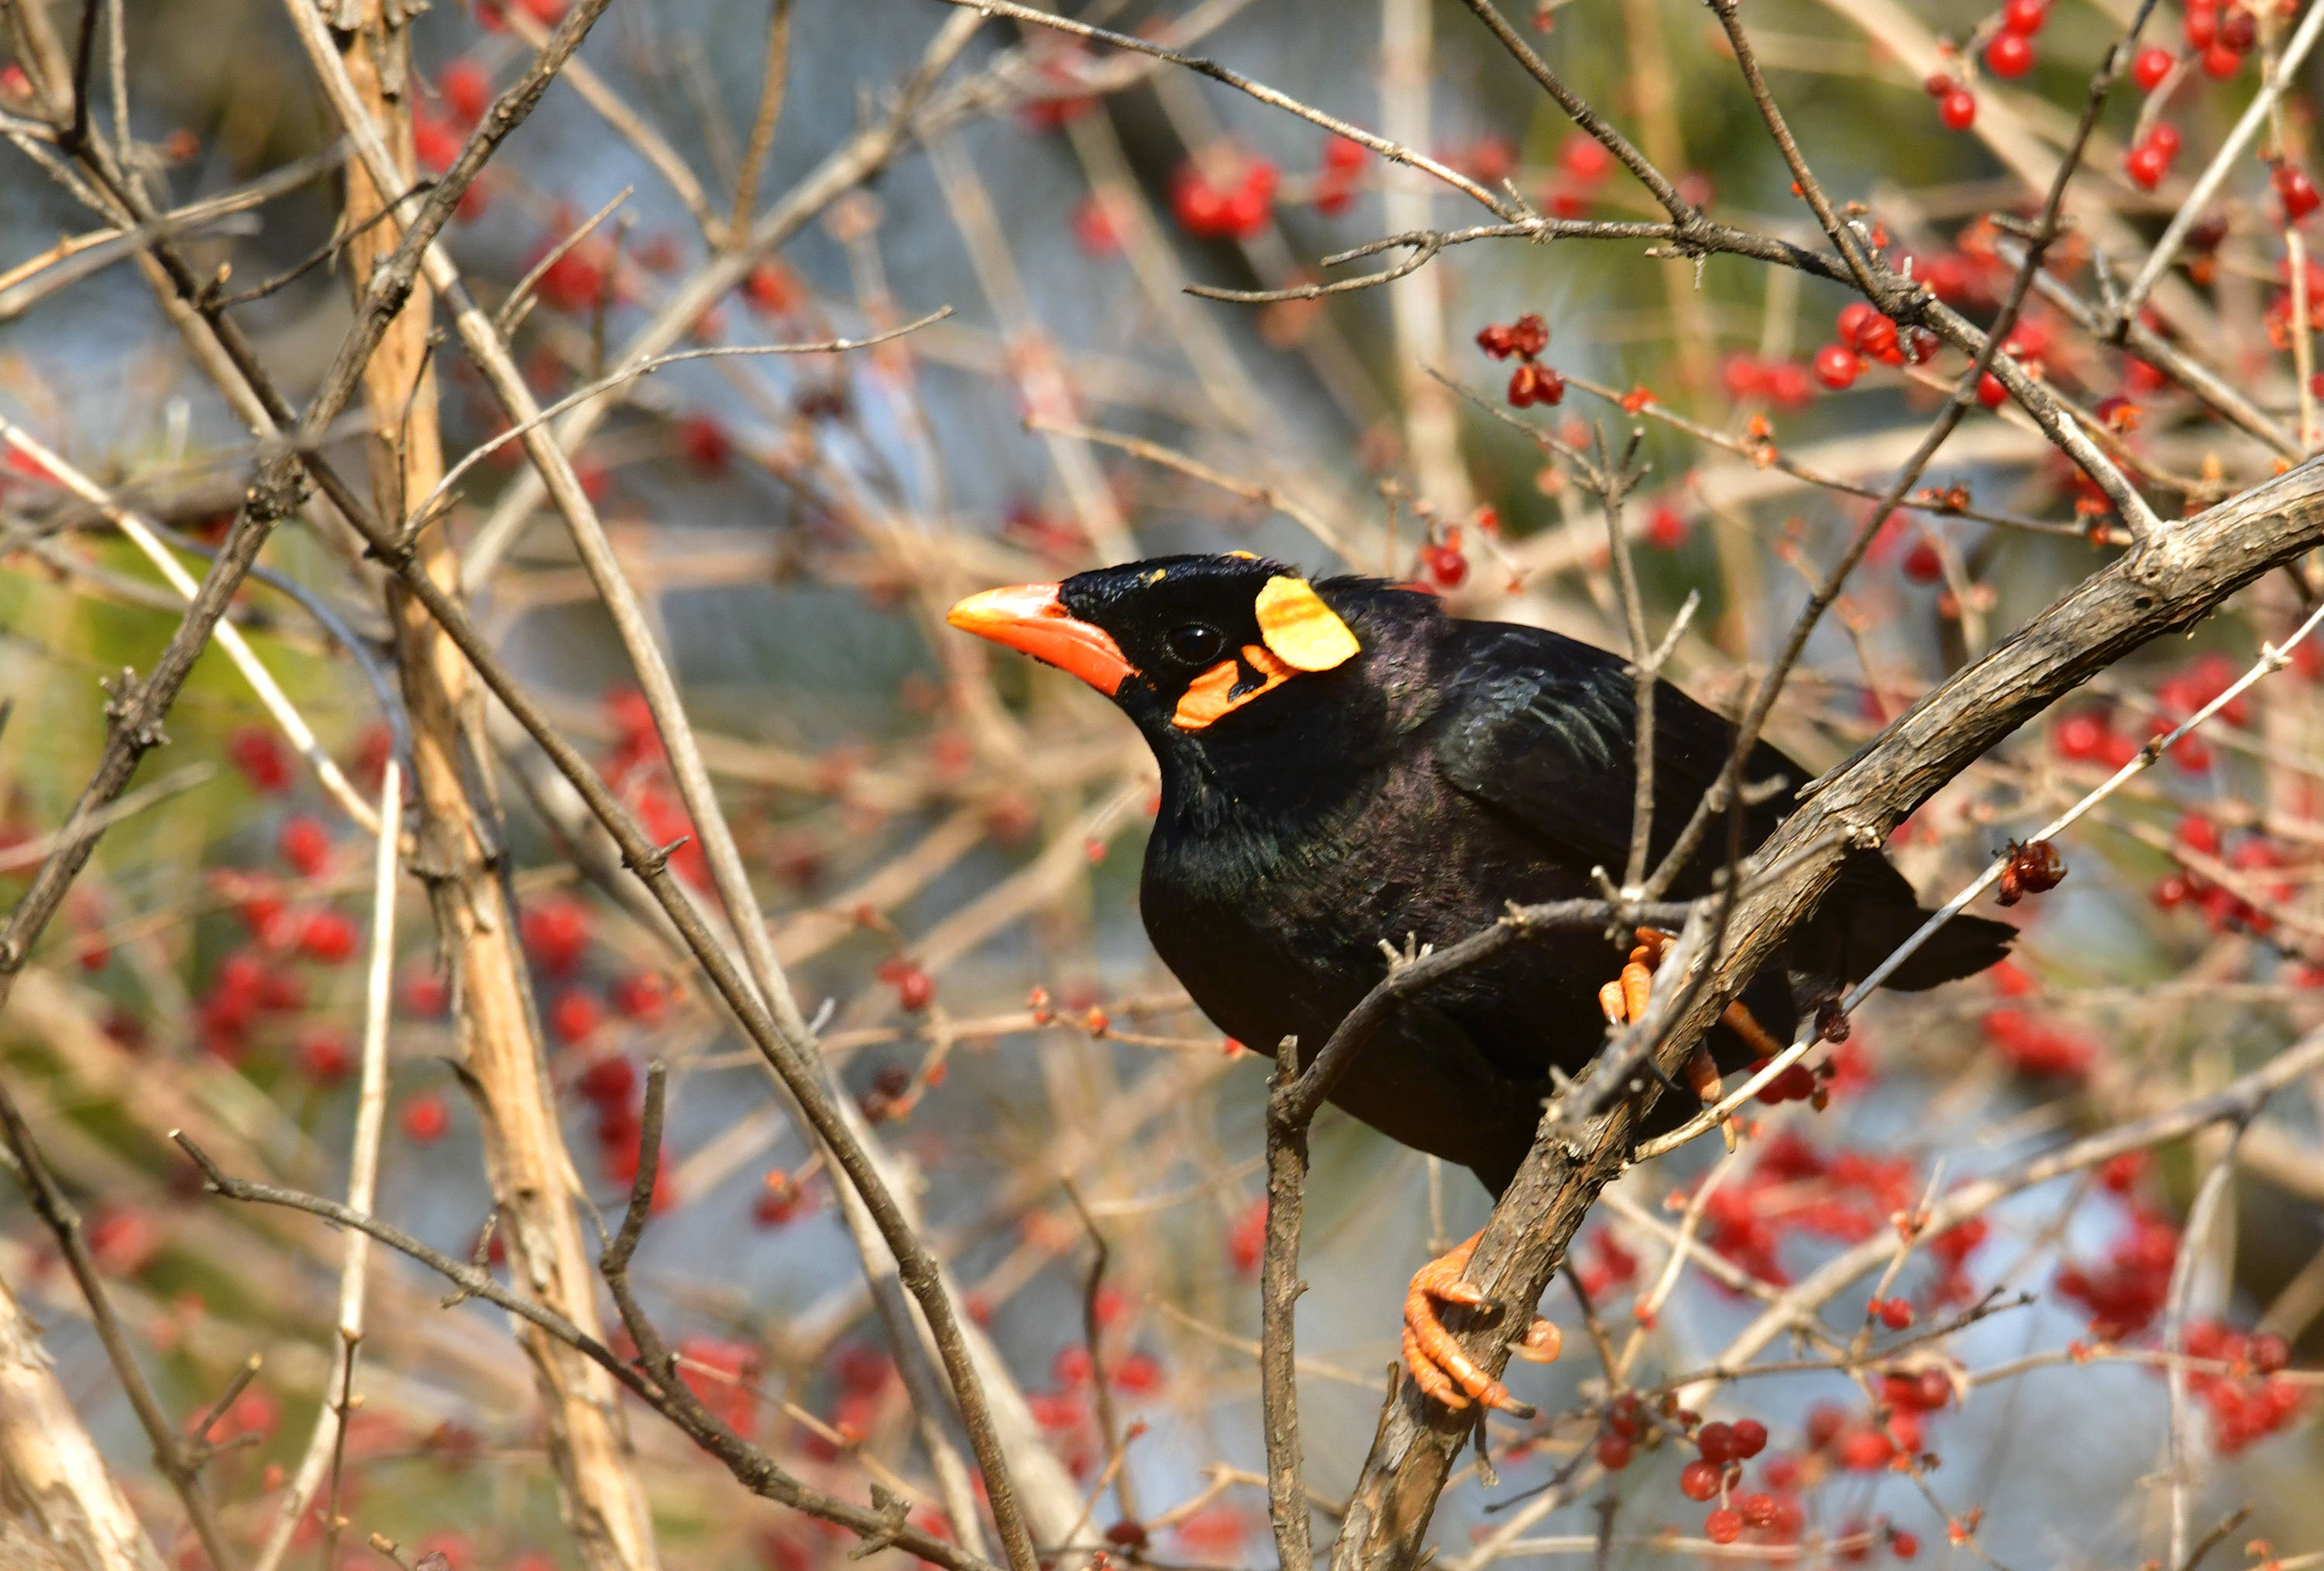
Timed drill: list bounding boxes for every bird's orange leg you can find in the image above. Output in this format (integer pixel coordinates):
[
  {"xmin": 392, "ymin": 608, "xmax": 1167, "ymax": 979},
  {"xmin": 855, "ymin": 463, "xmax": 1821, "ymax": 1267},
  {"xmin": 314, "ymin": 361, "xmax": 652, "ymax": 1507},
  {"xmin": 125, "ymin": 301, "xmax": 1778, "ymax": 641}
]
[
  {"xmin": 1401, "ymin": 1232, "xmax": 1561, "ymax": 1415},
  {"xmin": 1598, "ymin": 927, "xmax": 1786, "ymax": 1150}
]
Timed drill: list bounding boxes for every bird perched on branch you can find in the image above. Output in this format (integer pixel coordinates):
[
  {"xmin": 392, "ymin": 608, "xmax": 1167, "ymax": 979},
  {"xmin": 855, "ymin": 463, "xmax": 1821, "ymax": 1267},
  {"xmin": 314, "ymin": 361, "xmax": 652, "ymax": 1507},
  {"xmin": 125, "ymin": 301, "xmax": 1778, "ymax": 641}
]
[{"xmin": 949, "ymin": 553, "xmax": 2011, "ymax": 1413}]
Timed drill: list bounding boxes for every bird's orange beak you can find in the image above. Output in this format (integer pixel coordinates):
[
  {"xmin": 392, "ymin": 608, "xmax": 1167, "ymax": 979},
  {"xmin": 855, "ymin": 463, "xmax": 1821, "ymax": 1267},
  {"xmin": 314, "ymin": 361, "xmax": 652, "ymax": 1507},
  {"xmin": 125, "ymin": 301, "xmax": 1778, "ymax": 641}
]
[{"xmin": 946, "ymin": 583, "xmax": 1136, "ymax": 698}]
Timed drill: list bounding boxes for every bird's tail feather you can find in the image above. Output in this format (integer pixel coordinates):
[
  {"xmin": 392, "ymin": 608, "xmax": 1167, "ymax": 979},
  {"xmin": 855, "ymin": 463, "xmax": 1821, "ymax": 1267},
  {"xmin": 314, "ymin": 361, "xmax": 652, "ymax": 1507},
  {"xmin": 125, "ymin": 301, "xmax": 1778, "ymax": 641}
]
[{"xmin": 1870, "ymin": 910, "xmax": 2016, "ymax": 991}]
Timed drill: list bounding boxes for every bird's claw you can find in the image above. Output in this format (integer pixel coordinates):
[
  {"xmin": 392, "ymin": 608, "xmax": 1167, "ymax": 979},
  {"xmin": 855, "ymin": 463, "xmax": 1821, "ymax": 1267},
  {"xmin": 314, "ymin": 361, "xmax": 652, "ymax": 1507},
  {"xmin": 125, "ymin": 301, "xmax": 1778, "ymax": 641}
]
[
  {"xmin": 1401, "ymin": 1232, "xmax": 1548, "ymax": 1417},
  {"xmin": 1600, "ymin": 927, "xmax": 1765, "ymax": 1150}
]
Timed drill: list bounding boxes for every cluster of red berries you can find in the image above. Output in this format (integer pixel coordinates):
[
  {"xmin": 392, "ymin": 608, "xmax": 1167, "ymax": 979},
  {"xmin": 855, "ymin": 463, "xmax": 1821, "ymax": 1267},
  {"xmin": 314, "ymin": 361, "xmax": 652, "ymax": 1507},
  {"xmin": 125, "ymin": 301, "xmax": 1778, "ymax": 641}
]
[
  {"xmin": 1228, "ymin": 1195, "xmax": 1267, "ymax": 1274},
  {"xmin": 194, "ymin": 877, "xmax": 359, "ymax": 1063},
  {"xmin": 1921, "ymin": 73, "xmax": 1979, "ymax": 134},
  {"xmin": 1171, "ymin": 154, "xmax": 1278, "ymax": 241},
  {"xmin": 1980, "ymin": 0, "xmax": 2049, "ymax": 80},
  {"xmin": 2181, "ymin": 1319, "xmax": 2304, "ymax": 1454},
  {"xmin": 2055, "ymin": 1198, "xmax": 2180, "ymax": 1337},
  {"xmin": 2153, "ymin": 814, "xmax": 2295, "ymax": 937},
  {"xmin": 601, "ymin": 688, "xmax": 710, "ymax": 889},
  {"xmin": 2181, "ymin": 0, "xmax": 2260, "ymax": 77},
  {"xmin": 1720, "ymin": 352, "xmax": 1818, "ymax": 409},
  {"xmin": 1672, "ymin": 1414, "xmax": 1802, "ymax": 1546},
  {"xmin": 1812, "ymin": 302, "xmax": 1936, "ymax": 392},
  {"xmin": 1314, "ymin": 135, "xmax": 1369, "ymax": 215},
  {"xmin": 520, "ymin": 225, "xmax": 621, "ymax": 314},
  {"xmin": 1476, "ymin": 313, "xmax": 1563, "ymax": 407},
  {"xmin": 1573, "ymin": 1226, "xmax": 1641, "ymax": 1302},
  {"xmin": 1979, "ymin": 1005, "xmax": 2098, "ymax": 1081},
  {"xmin": 1700, "ymin": 1130, "xmax": 1929, "ymax": 1287},
  {"xmin": 2268, "ymin": 256, "xmax": 2324, "ymax": 348},
  {"xmin": 1022, "ymin": 1313, "xmax": 1165, "ymax": 1479},
  {"xmin": 2125, "ymin": 122, "xmax": 2185, "ymax": 191},
  {"xmin": 676, "ymin": 1333, "xmax": 765, "ymax": 1435},
  {"xmin": 1744, "ymin": 1054, "xmax": 1824, "ymax": 1106}
]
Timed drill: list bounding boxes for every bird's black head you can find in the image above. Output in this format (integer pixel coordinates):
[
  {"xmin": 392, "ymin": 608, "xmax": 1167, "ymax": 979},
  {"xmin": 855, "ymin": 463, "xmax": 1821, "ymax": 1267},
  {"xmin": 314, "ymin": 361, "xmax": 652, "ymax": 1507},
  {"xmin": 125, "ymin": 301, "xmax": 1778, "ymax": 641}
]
[{"xmin": 947, "ymin": 553, "xmax": 1367, "ymax": 740}]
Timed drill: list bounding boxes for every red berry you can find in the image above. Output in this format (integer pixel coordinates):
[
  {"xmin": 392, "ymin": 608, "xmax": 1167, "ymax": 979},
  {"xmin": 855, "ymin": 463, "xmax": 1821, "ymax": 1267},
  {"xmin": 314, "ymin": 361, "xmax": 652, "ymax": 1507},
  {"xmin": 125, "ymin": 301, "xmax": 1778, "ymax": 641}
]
[
  {"xmin": 1838, "ymin": 1426, "xmax": 1896, "ymax": 1470},
  {"xmin": 1704, "ymin": 1510, "xmax": 1743, "ymax": 1545},
  {"xmin": 1560, "ymin": 135, "xmax": 1614, "ymax": 183},
  {"xmin": 1837, "ymin": 301, "xmax": 1875, "ymax": 343},
  {"xmin": 550, "ymin": 988, "xmax": 600, "ymax": 1046},
  {"xmin": 1679, "ymin": 1459, "xmax": 1723, "ymax": 1501},
  {"xmin": 278, "ymin": 815, "xmax": 332, "ymax": 878},
  {"xmin": 1697, "ymin": 1421, "xmax": 1738, "ymax": 1463},
  {"xmin": 2221, "ymin": 8, "xmax": 2256, "ymax": 50},
  {"xmin": 1595, "ymin": 1432, "xmax": 1634, "ymax": 1470},
  {"xmin": 2001, "ymin": 0, "xmax": 2048, "ymax": 32},
  {"xmin": 2200, "ymin": 40, "xmax": 2240, "ymax": 76},
  {"xmin": 1891, "ymin": 1531, "xmax": 1920, "ymax": 1559},
  {"xmin": 679, "ymin": 415, "xmax": 730, "ymax": 473},
  {"xmin": 1731, "ymin": 1418, "xmax": 1769, "ymax": 1458},
  {"xmin": 1646, "ymin": 504, "xmax": 1686, "ymax": 550},
  {"xmin": 1855, "ymin": 313, "xmax": 1900, "ymax": 358},
  {"xmin": 744, "ymin": 260, "xmax": 801, "ymax": 315},
  {"xmin": 298, "ymin": 911, "xmax": 359, "ymax": 965},
  {"xmin": 1916, "ymin": 1370, "xmax": 1952, "ymax": 1410},
  {"xmin": 1985, "ymin": 29, "xmax": 2035, "ymax": 77},
  {"xmin": 576, "ymin": 1053, "xmax": 636, "ymax": 1106},
  {"xmin": 1940, "ymin": 89, "xmax": 1978, "ymax": 131},
  {"xmin": 1878, "ymin": 1297, "xmax": 1915, "ymax": 1329},
  {"xmin": 892, "ymin": 965, "xmax": 934, "ymax": 1012},
  {"xmin": 229, "ymin": 727, "xmax": 293, "ymax": 793},
  {"xmin": 2132, "ymin": 46, "xmax": 2175, "ymax": 91},
  {"xmin": 403, "ymin": 968, "xmax": 449, "ymax": 1016},
  {"xmin": 2149, "ymin": 122, "xmax": 2183, "ymax": 158},
  {"xmin": 610, "ymin": 971, "xmax": 669, "ymax": 1023},
  {"xmin": 1426, "ymin": 545, "xmax": 1468, "ymax": 588},
  {"xmin": 1324, "ymin": 135, "xmax": 1368, "ymax": 172},
  {"xmin": 401, "ymin": 1093, "xmax": 450, "ymax": 1144},
  {"xmin": 2185, "ymin": 3, "xmax": 2218, "ymax": 47},
  {"xmin": 2278, "ymin": 165, "xmax": 2321, "ymax": 220},
  {"xmin": 1739, "ymin": 1494, "xmax": 1780, "ymax": 1529},
  {"xmin": 2126, "ymin": 142, "xmax": 2169, "ymax": 189},
  {"xmin": 412, "ymin": 112, "xmax": 461, "ymax": 175},
  {"xmin": 1813, "ymin": 343, "xmax": 1861, "ymax": 389},
  {"xmin": 1975, "ymin": 371, "xmax": 2009, "ymax": 407},
  {"xmin": 1903, "ymin": 539, "xmax": 1944, "ymax": 583},
  {"xmin": 521, "ymin": 899, "xmax": 591, "ymax": 977},
  {"xmin": 440, "ymin": 60, "xmax": 491, "ymax": 125},
  {"xmin": 294, "ymin": 1030, "xmax": 353, "ymax": 1084}
]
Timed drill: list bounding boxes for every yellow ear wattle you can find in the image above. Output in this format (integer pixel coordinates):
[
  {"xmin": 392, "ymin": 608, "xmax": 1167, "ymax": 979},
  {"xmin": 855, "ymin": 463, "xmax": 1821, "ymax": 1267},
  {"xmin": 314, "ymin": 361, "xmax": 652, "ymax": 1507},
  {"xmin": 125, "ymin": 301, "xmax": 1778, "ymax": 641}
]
[{"xmin": 1254, "ymin": 576, "xmax": 1360, "ymax": 672}]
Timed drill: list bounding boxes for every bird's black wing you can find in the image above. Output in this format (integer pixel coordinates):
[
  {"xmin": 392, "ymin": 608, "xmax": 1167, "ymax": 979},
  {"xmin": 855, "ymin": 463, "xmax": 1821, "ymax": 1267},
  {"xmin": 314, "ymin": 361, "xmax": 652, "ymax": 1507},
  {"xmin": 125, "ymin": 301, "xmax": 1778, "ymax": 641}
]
[
  {"xmin": 1428, "ymin": 620, "xmax": 1803, "ymax": 894},
  {"xmin": 1427, "ymin": 618, "xmax": 2012, "ymax": 988}
]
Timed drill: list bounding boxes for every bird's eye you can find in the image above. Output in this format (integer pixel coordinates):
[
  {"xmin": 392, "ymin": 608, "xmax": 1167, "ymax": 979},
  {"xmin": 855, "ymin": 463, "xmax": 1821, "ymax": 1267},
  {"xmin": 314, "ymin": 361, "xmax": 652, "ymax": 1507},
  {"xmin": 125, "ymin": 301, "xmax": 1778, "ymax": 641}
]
[{"xmin": 1166, "ymin": 624, "xmax": 1226, "ymax": 665}]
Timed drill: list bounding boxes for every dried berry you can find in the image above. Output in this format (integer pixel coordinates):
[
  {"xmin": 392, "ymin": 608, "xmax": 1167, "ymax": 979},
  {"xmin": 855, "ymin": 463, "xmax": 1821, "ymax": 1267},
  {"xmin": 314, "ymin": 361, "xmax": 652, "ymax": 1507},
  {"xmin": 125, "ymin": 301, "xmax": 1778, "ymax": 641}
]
[{"xmin": 1996, "ymin": 838, "xmax": 2066, "ymax": 906}]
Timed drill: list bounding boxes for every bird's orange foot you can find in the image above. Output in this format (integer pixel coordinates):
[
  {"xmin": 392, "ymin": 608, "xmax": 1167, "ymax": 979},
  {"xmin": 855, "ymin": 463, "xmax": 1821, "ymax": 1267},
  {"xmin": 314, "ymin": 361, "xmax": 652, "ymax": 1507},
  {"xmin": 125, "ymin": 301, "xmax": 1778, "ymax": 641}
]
[
  {"xmin": 1597, "ymin": 927, "xmax": 1787, "ymax": 1150},
  {"xmin": 1401, "ymin": 1232, "xmax": 1560, "ymax": 1416}
]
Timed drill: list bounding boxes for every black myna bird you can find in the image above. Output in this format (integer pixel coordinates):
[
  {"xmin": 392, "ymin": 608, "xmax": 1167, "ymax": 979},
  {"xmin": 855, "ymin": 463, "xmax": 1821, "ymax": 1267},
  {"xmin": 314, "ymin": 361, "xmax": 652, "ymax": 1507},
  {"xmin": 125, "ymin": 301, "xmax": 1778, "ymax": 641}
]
[{"xmin": 950, "ymin": 553, "xmax": 2011, "ymax": 1410}]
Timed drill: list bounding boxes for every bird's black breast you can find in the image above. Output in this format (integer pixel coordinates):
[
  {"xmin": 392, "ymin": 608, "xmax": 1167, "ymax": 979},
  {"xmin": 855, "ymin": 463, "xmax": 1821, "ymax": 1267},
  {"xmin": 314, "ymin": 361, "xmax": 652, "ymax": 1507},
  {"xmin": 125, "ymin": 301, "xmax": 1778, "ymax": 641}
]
[{"xmin": 1138, "ymin": 736, "xmax": 1635, "ymax": 1195}]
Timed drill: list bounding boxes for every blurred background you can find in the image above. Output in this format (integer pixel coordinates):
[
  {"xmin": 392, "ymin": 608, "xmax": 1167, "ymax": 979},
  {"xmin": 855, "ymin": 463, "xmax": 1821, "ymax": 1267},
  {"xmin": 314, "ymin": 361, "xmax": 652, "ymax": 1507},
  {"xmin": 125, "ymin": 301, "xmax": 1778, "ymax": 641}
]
[{"xmin": 2, "ymin": 0, "xmax": 2322, "ymax": 1568}]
